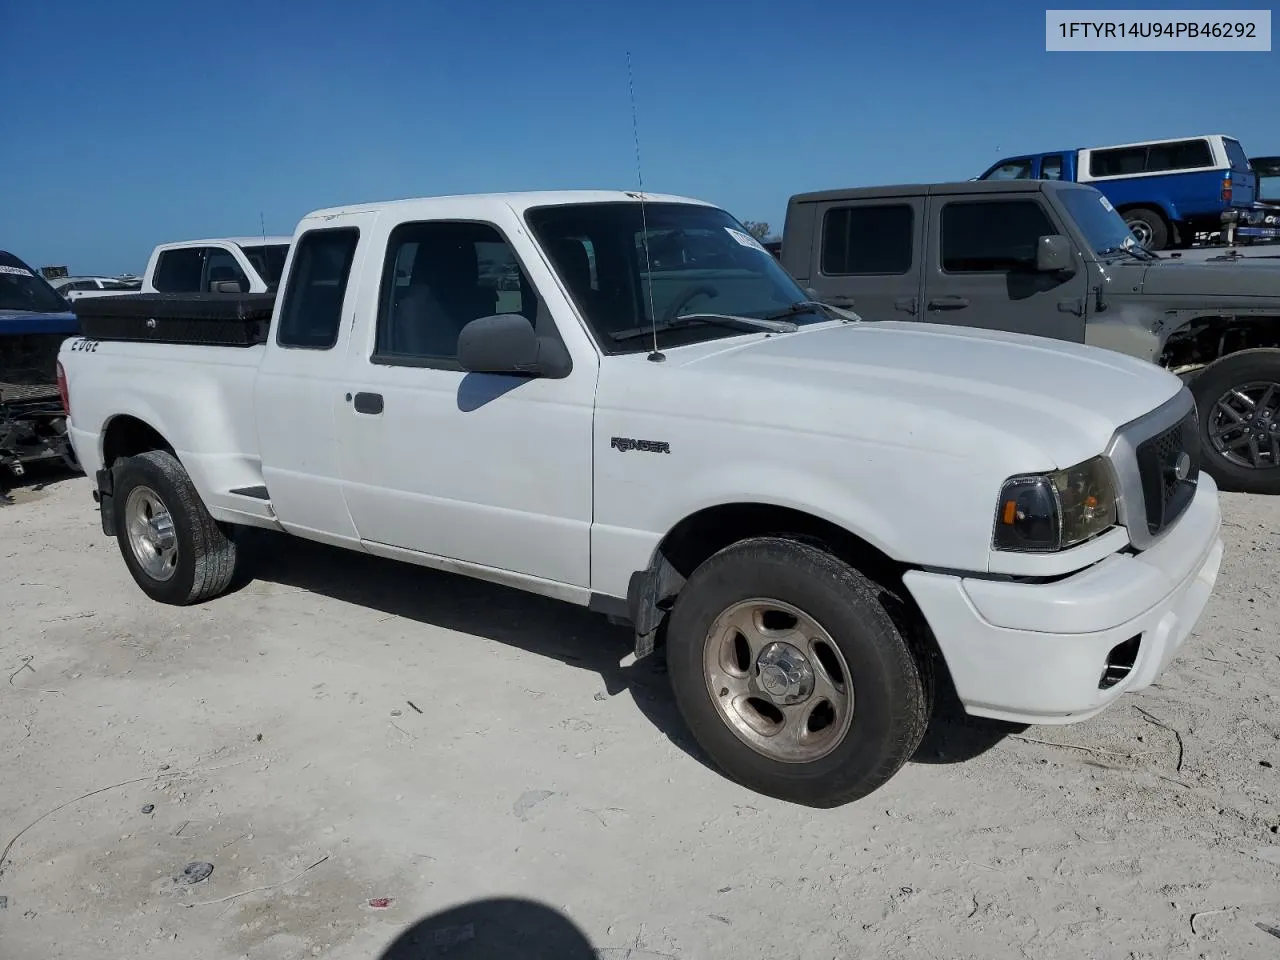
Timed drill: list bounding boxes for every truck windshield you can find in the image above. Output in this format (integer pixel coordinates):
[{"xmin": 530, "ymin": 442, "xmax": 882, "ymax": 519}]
[
  {"xmin": 523, "ymin": 201, "xmax": 823, "ymax": 354},
  {"xmin": 1056, "ymin": 188, "xmax": 1142, "ymax": 258},
  {"xmin": 0, "ymin": 252, "xmax": 72, "ymax": 314},
  {"xmin": 239, "ymin": 243, "xmax": 289, "ymax": 289}
]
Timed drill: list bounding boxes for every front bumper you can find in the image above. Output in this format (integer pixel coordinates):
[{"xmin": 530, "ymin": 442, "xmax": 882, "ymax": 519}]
[{"xmin": 903, "ymin": 475, "xmax": 1223, "ymax": 725}]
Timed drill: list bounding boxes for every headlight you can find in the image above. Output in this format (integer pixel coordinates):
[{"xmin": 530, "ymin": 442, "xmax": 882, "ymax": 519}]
[{"xmin": 992, "ymin": 455, "xmax": 1118, "ymax": 553}]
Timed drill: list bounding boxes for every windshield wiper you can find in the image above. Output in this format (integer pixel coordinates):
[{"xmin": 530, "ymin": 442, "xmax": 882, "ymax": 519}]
[
  {"xmin": 1098, "ymin": 243, "xmax": 1155, "ymax": 262},
  {"xmin": 610, "ymin": 313, "xmax": 799, "ymax": 343},
  {"xmin": 762, "ymin": 299, "xmax": 860, "ymax": 323}
]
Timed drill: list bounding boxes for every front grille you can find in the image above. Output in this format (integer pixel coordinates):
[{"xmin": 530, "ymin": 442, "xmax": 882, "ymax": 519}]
[{"xmin": 1135, "ymin": 408, "xmax": 1200, "ymax": 536}]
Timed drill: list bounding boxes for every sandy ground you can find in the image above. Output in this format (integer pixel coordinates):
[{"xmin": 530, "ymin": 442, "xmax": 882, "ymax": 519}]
[{"xmin": 2, "ymin": 471, "xmax": 1279, "ymax": 960}]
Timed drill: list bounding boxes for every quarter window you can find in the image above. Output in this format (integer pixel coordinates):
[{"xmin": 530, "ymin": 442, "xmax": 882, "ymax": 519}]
[{"xmin": 275, "ymin": 228, "xmax": 360, "ymax": 349}]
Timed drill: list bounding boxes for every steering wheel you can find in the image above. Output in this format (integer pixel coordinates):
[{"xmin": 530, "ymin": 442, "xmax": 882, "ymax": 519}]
[{"xmin": 659, "ymin": 284, "xmax": 719, "ymax": 325}]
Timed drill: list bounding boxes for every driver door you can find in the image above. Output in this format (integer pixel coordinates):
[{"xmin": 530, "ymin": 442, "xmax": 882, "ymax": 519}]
[{"xmin": 333, "ymin": 211, "xmax": 598, "ymax": 588}]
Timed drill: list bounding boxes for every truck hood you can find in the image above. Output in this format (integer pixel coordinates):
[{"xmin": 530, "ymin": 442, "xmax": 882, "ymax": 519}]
[
  {"xmin": 1133, "ymin": 258, "xmax": 1280, "ymax": 297},
  {"xmin": 681, "ymin": 320, "xmax": 1182, "ymax": 469}
]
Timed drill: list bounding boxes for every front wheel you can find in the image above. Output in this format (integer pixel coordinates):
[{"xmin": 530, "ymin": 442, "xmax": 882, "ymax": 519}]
[
  {"xmin": 111, "ymin": 449, "xmax": 240, "ymax": 604},
  {"xmin": 1191, "ymin": 348, "xmax": 1280, "ymax": 494},
  {"xmin": 665, "ymin": 537, "xmax": 932, "ymax": 807}
]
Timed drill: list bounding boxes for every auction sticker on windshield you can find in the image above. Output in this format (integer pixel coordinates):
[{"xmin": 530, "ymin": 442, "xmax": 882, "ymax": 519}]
[
  {"xmin": 725, "ymin": 227, "xmax": 768, "ymax": 253},
  {"xmin": 1099, "ymin": 195, "xmax": 1115, "ymax": 212}
]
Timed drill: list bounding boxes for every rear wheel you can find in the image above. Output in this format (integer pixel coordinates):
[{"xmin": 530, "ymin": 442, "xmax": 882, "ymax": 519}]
[
  {"xmin": 665, "ymin": 536, "xmax": 932, "ymax": 807},
  {"xmin": 111, "ymin": 449, "xmax": 240, "ymax": 604},
  {"xmin": 1123, "ymin": 207, "xmax": 1169, "ymax": 251},
  {"xmin": 1191, "ymin": 349, "xmax": 1280, "ymax": 494}
]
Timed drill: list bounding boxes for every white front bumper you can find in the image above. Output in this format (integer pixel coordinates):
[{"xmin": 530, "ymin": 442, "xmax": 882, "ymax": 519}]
[{"xmin": 903, "ymin": 475, "xmax": 1223, "ymax": 725}]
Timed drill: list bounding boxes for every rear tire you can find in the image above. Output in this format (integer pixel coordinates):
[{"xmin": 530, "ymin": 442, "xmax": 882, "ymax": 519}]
[
  {"xmin": 1124, "ymin": 207, "xmax": 1169, "ymax": 251},
  {"xmin": 111, "ymin": 449, "xmax": 239, "ymax": 604},
  {"xmin": 1190, "ymin": 349, "xmax": 1280, "ymax": 494},
  {"xmin": 665, "ymin": 536, "xmax": 932, "ymax": 807}
]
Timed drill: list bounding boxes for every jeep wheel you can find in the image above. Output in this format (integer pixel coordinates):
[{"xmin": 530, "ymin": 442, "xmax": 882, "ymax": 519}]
[
  {"xmin": 665, "ymin": 537, "xmax": 932, "ymax": 807},
  {"xmin": 111, "ymin": 449, "xmax": 240, "ymax": 604},
  {"xmin": 1191, "ymin": 349, "xmax": 1280, "ymax": 495}
]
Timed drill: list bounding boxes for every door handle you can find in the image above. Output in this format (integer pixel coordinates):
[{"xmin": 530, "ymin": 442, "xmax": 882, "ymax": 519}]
[
  {"xmin": 353, "ymin": 392, "xmax": 384, "ymax": 415},
  {"xmin": 927, "ymin": 296, "xmax": 970, "ymax": 310},
  {"xmin": 894, "ymin": 296, "xmax": 918, "ymax": 314}
]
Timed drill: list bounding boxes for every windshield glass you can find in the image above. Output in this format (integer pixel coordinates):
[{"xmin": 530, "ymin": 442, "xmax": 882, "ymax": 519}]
[
  {"xmin": 1057, "ymin": 187, "xmax": 1142, "ymax": 257},
  {"xmin": 239, "ymin": 243, "xmax": 290, "ymax": 289},
  {"xmin": 0, "ymin": 252, "xmax": 73, "ymax": 313},
  {"xmin": 523, "ymin": 201, "xmax": 822, "ymax": 353}
]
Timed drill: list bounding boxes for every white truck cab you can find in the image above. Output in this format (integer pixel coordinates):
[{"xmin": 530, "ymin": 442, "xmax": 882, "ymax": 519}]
[{"xmin": 58, "ymin": 190, "xmax": 1224, "ymax": 806}]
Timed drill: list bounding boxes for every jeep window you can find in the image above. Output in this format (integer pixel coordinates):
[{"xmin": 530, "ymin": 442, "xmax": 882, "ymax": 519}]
[
  {"xmin": 821, "ymin": 204, "xmax": 913, "ymax": 275},
  {"xmin": 0, "ymin": 253, "xmax": 70, "ymax": 313},
  {"xmin": 940, "ymin": 200, "xmax": 1056, "ymax": 272},
  {"xmin": 524, "ymin": 202, "xmax": 819, "ymax": 355},
  {"xmin": 982, "ymin": 160, "xmax": 1033, "ymax": 181},
  {"xmin": 1057, "ymin": 188, "xmax": 1138, "ymax": 257}
]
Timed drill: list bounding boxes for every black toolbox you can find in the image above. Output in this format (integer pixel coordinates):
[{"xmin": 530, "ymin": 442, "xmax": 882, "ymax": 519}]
[{"xmin": 72, "ymin": 293, "xmax": 276, "ymax": 347}]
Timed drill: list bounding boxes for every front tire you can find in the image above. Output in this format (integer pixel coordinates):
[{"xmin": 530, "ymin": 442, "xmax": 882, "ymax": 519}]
[
  {"xmin": 1190, "ymin": 349, "xmax": 1280, "ymax": 494},
  {"xmin": 665, "ymin": 537, "xmax": 932, "ymax": 807},
  {"xmin": 111, "ymin": 449, "xmax": 240, "ymax": 604}
]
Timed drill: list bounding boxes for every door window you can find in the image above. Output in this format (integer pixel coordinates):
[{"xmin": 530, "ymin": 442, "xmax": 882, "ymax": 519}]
[
  {"xmin": 152, "ymin": 247, "xmax": 208, "ymax": 292},
  {"xmin": 820, "ymin": 204, "xmax": 914, "ymax": 275},
  {"xmin": 1040, "ymin": 155, "xmax": 1064, "ymax": 180},
  {"xmin": 940, "ymin": 200, "xmax": 1056, "ymax": 273},
  {"xmin": 374, "ymin": 221, "xmax": 536, "ymax": 366}
]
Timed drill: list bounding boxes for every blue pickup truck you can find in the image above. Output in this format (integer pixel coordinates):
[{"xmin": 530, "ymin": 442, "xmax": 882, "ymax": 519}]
[{"xmin": 976, "ymin": 134, "xmax": 1262, "ymax": 251}]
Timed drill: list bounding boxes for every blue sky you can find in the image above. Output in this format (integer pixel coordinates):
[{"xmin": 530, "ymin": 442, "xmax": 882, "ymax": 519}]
[{"xmin": 3, "ymin": 0, "xmax": 1276, "ymax": 275}]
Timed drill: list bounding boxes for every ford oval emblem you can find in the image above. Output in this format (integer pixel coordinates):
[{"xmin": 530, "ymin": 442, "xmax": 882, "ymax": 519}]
[{"xmin": 1174, "ymin": 451, "xmax": 1191, "ymax": 481}]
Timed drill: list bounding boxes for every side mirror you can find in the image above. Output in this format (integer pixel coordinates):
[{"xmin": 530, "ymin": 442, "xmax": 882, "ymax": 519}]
[
  {"xmin": 457, "ymin": 314, "xmax": 572, "ymax": 379},
  {"xmin": 211, "ymin": 280, "xmax": 244, "ymax": 294},
  {"xmin": 1035, "ymin": 234, "xmax": 1076, "ymax": 275}
]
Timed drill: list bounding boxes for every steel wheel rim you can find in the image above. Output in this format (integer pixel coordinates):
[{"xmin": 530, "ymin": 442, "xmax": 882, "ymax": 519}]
[
  {"xmin": 1208, "ymin": 380, "xmax": 1280, "ymax": 470},
  {"xmin": 702, "ymin": 598, "xmax": 854, "ymax": 764},
  {"xmin": 1129, "ymin": 220, "xmax": 1153, "ymax": 247},
  {"xmin": 124, "ymin": 485, "xmax": 179, "ymax": 581}
]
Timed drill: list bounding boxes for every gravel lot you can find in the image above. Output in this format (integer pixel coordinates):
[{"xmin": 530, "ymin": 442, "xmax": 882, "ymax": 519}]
[{"xmin": 2, "ymin": 472, "xmax": 1279, "ymax": 959}]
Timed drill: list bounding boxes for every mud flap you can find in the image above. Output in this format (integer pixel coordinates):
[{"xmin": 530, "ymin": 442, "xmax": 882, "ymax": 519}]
[
  {"xmin": 626, "ymin": 553, "xmax": 686, "ymax": 660},
  {"xmin": 94, "ymin": 466, "xmax": 116, "ymax": 537}
]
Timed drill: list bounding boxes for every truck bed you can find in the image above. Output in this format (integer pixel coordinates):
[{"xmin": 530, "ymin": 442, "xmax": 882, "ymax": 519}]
[{"xmin": 71, "ymin": 293, "xmax": 276, "ymax": 347}]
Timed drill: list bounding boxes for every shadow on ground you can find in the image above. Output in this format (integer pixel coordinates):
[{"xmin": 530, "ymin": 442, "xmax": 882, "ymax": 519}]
[
  {"xmin": 378, "ymin": 897, "xmax": 598, "ymax": 959},
  {"xmin": 239, "ymin": 530, "xmax": 1020, "ymax": 780}
]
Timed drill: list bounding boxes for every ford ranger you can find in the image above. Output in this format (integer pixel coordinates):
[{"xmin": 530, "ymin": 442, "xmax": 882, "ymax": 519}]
[
  {"xmin": 782, "ymin": 178, "xmax": 1280, "ymax": 494},
  {"xmin": 59, "ymin": 190, "xmax": 1223, "ymax": 806}
]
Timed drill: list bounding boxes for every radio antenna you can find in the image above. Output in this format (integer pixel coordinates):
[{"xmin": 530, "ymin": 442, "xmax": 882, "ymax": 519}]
[
  {"xmin": 260, "ymin": 211, "xmax": 267, "ymax": 241},
  {"xmin": 627, "ymin": 50, "xmax": 663, "ymax": 363}
]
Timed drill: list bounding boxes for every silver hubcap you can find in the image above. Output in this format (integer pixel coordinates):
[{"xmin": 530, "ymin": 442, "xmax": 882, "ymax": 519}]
[
  {"xmin": 1129, "ymin": 219, "xmax": 1153, "ymax": 247},
  {"xmin": 702, "ymin": 599, "xmax": 854, "ymax": 764},
  {"xmin": 1209, "ymin": 380, "xmax": 1280, "ymax": 470},
  {"xmin": 124, "ymin": 485, "xmax": 179, "ymax": 581}
]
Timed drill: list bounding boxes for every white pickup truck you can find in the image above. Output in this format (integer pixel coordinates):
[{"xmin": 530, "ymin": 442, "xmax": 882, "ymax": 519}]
[
  {"xmin": 63, "ymin": 235, "xmax": 291, "ymax": 302},
  {"xmin": 58, "ymin": 190, "xmax": 1224, "ymax": 806}
]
